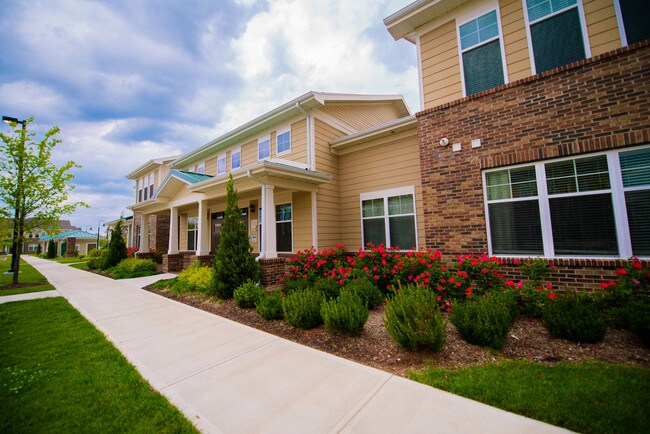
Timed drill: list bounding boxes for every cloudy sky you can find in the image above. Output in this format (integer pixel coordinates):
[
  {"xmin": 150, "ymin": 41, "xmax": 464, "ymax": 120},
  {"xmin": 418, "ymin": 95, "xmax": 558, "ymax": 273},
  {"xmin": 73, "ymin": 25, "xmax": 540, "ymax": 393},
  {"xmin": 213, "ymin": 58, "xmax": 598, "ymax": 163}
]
[{"xmin": 0, "ymin": 0, "xmax": 418, "ymax": 232}]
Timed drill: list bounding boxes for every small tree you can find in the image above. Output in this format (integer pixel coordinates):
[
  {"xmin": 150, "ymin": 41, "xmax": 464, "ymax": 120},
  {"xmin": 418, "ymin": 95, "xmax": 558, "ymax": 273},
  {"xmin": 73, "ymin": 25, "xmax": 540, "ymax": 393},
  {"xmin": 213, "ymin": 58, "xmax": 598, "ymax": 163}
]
[
  {"xmin": 36, "ymin": 244, "xmax": 42, "ymax": 255},
  {"xmin": 104, "ymin": 219, "xmax": 128, "ymax": 269},
  {"xmin": 47, "ymin": 239, "xmax": 56, "ymax": 258},
  {"xmin": 212, "ymin": 174, "xmax": 261, "ymax": 298}
]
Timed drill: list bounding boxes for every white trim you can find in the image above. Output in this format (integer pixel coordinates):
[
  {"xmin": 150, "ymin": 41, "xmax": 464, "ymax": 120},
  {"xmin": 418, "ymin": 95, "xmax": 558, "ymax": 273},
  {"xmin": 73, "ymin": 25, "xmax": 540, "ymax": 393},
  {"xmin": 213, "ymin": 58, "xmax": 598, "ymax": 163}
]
[
  {"xmin": 522, "ymin": 0, "xmax": 591, "ymax": 76},
  {"xmin": 308, "ymin": 115, "xmax": 316, "ymax": 171},
  {"xmin": 276, "ymin": 125, "xmax": 291, "ymax": 156},
  {"xmin": 360, "ymin": 185, "xmax": 418, "ymax": 249},
  {"xmin": 415, "ymin": 34, "xmax": 425, "ymax": 110},
  {"xmin": 613, "ymin": 0, "xmax": 628, "ymax": 47},
  {"xmin": 258, "ymin": 136, "xmax": 271, "ymax": 161},
  {"xmin": 231, "ymin": 147, "xmax": 242, "ymax": 171},
  {"xmin": 276, "ymin": 201, "xmax": 293, "ymax": 253},
  {"xmin": 311, "ymin": 191, "xmax": 318, "ymax": 250},
  {"xmin": 217, "ymin": 154, "xmax": 226, "ymax": 175}
]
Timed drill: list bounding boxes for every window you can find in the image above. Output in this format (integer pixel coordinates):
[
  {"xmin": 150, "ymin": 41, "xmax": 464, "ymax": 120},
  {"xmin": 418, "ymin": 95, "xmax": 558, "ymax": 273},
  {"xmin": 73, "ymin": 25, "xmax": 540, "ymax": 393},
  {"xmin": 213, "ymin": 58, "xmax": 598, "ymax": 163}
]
[
  {"xmin": 149, "ymin": 173, "xmax": 154, "ymax": 198},
  {"xmin": 231, "ymin": 148, "xmax": 241, "ymax": 170},
  {"xmin": 277, "ymin": 127, "xmax": 291, "ymax": 155},
  {"xmin": 615, "ymin": 0, "xmax": 650, "ymax": 46},
  {"xmin": 525, "ymin": 0, "xmax": 588, "ymax": 74},
  {"xmin": 217, "ymin": 155, "xmax": 226, "ymax": 175},
  {"xmin": 276, "ymin": 203, "xmax": 292, "ymax": 252},
  {"xmin": 258, "ymin": 137, "xmax": 270, "ymax": 160},
  {"xmin": 138, "ymin": 179, "xmax": 143, "ymax": 202},
  {"xmin": 361, "ymin": 187, "xmax": 417, "ymax": 249},
  {"xmin": 196, "ymin": 163, "xmax": 205, "ymax": 175},
  {"xmin": 143, "ymin": 175, "xmax": 149, "ymax": 201},
  {"xmin": 35, "ymin": 233, "xmax": 39, "ymax": 238},
  {"xmin": 483, "ymin": 146, "xmax": 650, "ymax": 258},
  {"xmin": 187, "ymin": 217, "xmax": 198, "ymax": 251},
  {"xmin": 458, "ymin": 9, "xmax": 506, "ymax": 96},
  {"xmin": 136, "ymin": 225, "xmax": 141, "ymax": 248},
  {"xmin": 28, "ymin": 244, "xmax": 39, "ymax": 252}
]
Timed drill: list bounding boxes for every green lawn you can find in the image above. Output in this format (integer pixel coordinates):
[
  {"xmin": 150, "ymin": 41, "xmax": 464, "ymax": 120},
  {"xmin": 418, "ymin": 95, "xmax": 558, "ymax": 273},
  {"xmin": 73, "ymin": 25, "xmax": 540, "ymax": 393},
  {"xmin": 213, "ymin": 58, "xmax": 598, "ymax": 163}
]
[
  {"xmin": 0, "ymin": 298, "xmax": 198, "ymax": 433},
  {"xmin": 69, "ymin": 261, "xmax": 89, "ymax": 270},
  {"xmin": 50, "ymin": 256, "xmax": 88, "ymax": 264},
  {"xmin": 0, "ymin": 258, "xmax": 54, "ymax": 297},
  {"xmin": 409, "ymin": 359, "xmax": 650, "ymax": 434}
]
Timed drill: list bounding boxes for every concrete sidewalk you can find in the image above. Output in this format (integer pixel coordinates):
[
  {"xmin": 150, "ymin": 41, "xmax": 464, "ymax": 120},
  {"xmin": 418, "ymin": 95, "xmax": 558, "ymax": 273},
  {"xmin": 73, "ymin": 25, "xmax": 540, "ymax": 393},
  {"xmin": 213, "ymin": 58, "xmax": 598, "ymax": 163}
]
[{"xmin": 23, "ymin": 255, "xmax": 569, "ymax": 434}]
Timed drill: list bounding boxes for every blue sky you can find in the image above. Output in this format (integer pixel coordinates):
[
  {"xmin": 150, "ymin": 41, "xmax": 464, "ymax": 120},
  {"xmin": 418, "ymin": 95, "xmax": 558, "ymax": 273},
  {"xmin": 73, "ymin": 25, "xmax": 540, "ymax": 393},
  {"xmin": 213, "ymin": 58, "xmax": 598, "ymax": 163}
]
[{"xmin": 0, "ymin": 0, "xmax": 418, "ymax": 233}]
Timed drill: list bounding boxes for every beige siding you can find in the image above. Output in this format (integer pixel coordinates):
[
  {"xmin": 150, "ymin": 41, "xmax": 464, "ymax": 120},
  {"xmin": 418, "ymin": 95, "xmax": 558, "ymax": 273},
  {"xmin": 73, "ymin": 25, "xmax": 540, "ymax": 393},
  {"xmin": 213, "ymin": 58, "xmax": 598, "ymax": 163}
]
[
  {"xmin": 584, "ymin": 0, "xmax": 622, "ymax": 55},
  {"xmin": 318, "ymin": 104, "xmax": 402, "ymax": 131},
  {"xmin": 500, "ymin": 0, "xmax": 532, "ymax": 81},
  {"xmin": 280, "ymin": 120, "xmax": 308, "ymax": 164},
  {"xmin": 420, "ymin": 19, "xmax": 463, "ymax": 109},
  {"xmin": 179, "ymin": 214, "xmax": 187, "ymax": 251},
  {"xmin": 292, "ymin": 191, "xmax": 312, "ymax": 251},
  {"xmin": 338, "ymin": 133, "xmax": 424, "ymax": 249},
  {"xmin": 314, "ymin": 118, "xmax": 342, "ymax": 249},
  {"xmin": 205, "ymin": 157, "xmax": 217, "ymax": 176},
  {"xmin": 241, "ymin": 139, "xmax": 257, "ymax": 167}
]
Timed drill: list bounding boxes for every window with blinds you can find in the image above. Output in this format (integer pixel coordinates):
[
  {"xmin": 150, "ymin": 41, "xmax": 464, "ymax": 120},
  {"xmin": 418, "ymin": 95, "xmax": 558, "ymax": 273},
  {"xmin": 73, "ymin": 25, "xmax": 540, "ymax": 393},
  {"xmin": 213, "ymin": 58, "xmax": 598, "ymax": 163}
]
[
  {"xmin": 458, "ymin": 10, "xmax": 506, "ymax": 96},
  {"xmin": 526, "ymin": 0, "xmax": 587, "ymax": 74},
  {"xmin": 276, "ymin": 203, "xmax": 292, "ymax": 252},
  {"xmin": 620, "ymin": 147, "xmax": 650, "ymax": 255},
  {"xmin": 361, "ymin": 190, "xmax": 417, "ymax": 249},
  {"xmin": 617, "ymin": 0, "xmax": 650, "ymax": 46}
]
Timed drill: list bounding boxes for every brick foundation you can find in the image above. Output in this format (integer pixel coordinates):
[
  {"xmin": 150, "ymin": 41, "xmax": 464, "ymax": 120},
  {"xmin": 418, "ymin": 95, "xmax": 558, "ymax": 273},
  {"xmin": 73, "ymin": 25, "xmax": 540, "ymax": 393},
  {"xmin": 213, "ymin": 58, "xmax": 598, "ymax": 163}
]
[
  {"xmin": 163, "ymin": 253, "xmax": 183, "ymax": 272},
  {"xmin": 191, "ymin": 254, "xmax": 213, "ymax": 267},
  {"xmin": 417, "ymin": 42, "xmax": 650, "ymax": 290},
  {"xmin": 259, "ymin": 258, "xmax": 288, "ymax": 287}
]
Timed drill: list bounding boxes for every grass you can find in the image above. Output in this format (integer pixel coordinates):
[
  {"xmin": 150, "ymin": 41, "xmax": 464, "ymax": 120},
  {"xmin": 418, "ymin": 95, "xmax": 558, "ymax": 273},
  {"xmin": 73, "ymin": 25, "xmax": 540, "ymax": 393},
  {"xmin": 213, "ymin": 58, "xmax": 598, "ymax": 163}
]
[
  {"xmin": 0, "ymin": 284, "xmax": 56, "ymax": 297},
  {"xmin": 0, "ymin": 258, "xmax": 55, "ymax": 297},
  {"xmin": 409, "ymin": 359, "xmax": 650, "ymax": 434},
  {"xmin": 0, "ymin": 298, "xmax": 198, "ymax": 433},
  {"xmin": 50, "ymin": 256, "xmax": 88, "ymax": 264},
  {"xmin": 69, "ymin": 262, "xmax": 89, "ymax": 270}
]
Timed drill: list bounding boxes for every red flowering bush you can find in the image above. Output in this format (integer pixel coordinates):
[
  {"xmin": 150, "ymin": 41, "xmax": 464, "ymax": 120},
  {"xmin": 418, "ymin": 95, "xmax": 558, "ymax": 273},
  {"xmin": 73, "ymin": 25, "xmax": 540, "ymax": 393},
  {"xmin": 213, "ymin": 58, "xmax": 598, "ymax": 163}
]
[
  {"xmin": 127, "ymin": 247, "xmax": 138, "ymax": 258},
  {"xmin": 602, "ymin": 257, "xmax": 650, "ymax": 306},
  {"xmin": 283, "ymin": 245, "xmax": 348, "ymax": 284}
]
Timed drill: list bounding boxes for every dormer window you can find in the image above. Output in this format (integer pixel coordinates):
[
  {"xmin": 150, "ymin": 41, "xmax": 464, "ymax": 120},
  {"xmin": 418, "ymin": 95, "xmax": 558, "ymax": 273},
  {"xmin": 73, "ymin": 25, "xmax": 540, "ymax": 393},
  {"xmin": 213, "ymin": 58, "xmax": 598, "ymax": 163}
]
[{"xmin": 258, "ymin": 137, "xmax": 270, "ymax": 160}]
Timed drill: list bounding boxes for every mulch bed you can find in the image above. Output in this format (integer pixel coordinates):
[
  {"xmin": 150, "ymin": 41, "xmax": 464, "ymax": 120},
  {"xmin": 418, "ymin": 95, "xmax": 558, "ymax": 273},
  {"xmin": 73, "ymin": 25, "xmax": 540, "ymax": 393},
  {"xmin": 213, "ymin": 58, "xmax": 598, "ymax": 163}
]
[{"xmin": 144, "ymin": 286, "xmax": 650, "ymax": 376}]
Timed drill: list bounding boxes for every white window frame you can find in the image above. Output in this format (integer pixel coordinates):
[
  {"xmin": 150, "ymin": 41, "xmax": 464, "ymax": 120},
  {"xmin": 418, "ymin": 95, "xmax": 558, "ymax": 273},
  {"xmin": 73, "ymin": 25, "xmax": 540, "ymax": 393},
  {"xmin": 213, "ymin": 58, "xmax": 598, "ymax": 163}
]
[
  {"xmin": 138, "ymin": 179, "xmax": 143, "ymax": 202},
  {"xmin": 258, "ymin": 136, "xmax": 271, "ymax": 160},
  {"xmin": 275, "ymin": 202, "xmax": 293, "ymax": 253},
  {"xmin": 149, "ymin": 172, "xmax": 154, "ymax": 198},
  {"xmin": 483, "ymin": 145, "xmax": 650, "ymax": 259},
  {"xmin": 276, "ymin": 125, "xmax": 291, "ymax": 156},
  {"xmin": 613, "ymin": 0, "xmax": 629, "ymax": 47},
  {"xmin": 360, "ymin": 185, "xmax": 418, "ymax": 250},
  {"xmin": 456, "ymin": 1, "xmax": 509, "ymax": 97},
  {"xmin": 196, "ymin": 162, "xmax": 205, "ymax": 174},
  {"xmin": 187, "ymin": 217, "xmax": 198, "ymax": 251},
  {"xmin": 217, "ymin": 154, "xmax": 227, "ymax": 175},
  {"xmin": 522, "ymin": 0, "xmax": 591, "ymax": 76},
  {"xmin": 231, "ymin": 147, "xmax": 242, "ymax": 171}
]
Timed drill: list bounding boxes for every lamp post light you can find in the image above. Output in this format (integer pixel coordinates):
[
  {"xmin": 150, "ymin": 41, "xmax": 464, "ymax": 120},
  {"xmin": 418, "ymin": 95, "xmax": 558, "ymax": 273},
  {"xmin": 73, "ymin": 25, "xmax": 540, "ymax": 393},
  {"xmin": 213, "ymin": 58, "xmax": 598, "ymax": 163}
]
[
  {"xmin": 97, "ymin": 220, "xmax": 105, "ymax": 249},
  {"xmin": 2, "ymin": 116, "xmax": 27, "ymax": 275}
]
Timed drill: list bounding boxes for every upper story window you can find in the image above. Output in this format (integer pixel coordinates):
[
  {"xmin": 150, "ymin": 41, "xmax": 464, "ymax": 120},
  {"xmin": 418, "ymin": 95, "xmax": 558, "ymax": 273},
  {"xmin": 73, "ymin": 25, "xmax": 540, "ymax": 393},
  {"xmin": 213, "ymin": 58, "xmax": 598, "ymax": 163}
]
[
  {"xmin": 614, "ymin": 0, "xmax": 650, "ymax": 47},
  {"xmin": 231, "ymin": 148, "xmax": 241, "ymax": 170},
  {"xmin": 258, "ymin": 137, "xmax": 270, "ymax": 160},
  {"xmin": 524, "ymin": 0, "xmax": 589, "ymax": 74},
  {"xmin": 276, "ymin": 127, "xmax": 291, "ymax": 155},
  {"xmin": 458, "ymin": 9, "xmax": 506, "ymax": 96},
  {"xmin": 143, "ymin": 174, "xmax": 149, "ymax": 201},
  {"xmin": 217, "ymin": 154, "xmax": 226, "ymax": 175},
  {"xmin": 361, "ymin": 187, "xmax": 417, "ymax": 250},
  {"xmin": 483, "ymin": 146, "xmax": 650, "ymax": 258},
  {"xmin": 138, "ymin": 179, "xmax": 143, "ymax": 202},
  {"xmin": 196, "ymin": 163, "xmax": 205, "ymax": 174},
  {"xmin": 149, "ymin": 173, "xmax": 154, "ymax": 198}
]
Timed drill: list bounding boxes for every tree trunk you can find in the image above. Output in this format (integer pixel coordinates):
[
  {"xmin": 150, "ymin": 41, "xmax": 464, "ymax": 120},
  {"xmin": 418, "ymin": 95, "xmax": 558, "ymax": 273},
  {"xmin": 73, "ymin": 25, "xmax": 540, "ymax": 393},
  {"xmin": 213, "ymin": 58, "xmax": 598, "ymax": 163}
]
[{"xmin": 12, "ymin": 217, "xmax": 24, "ymax": 285}]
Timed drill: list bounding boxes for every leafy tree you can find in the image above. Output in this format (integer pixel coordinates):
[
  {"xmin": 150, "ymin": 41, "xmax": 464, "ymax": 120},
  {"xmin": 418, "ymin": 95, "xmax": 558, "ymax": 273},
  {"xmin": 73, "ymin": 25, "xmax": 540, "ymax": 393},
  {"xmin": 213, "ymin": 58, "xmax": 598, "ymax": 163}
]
[
  {"xmin": 212, "ymin": 174, "xmax": 261, "ymax": 298},
  {"xmin": 0, "ymin": 117, "xmax": 87, "ymax": 284},
  {"xmin": 47, "ymin": 239, "xmax": 57, "ymax": 258},
  {"xmin": 104, "ymin": 219, "xmax": 128, "ymax": 269}
]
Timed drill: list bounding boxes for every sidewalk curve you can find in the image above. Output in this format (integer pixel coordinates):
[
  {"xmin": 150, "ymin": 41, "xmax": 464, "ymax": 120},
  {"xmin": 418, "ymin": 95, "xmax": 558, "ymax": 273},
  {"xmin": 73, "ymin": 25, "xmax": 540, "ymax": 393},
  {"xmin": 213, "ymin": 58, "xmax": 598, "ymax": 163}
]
[{"xmin": 23, "ymin": 255, "xmax": 571, "ymax": 434}]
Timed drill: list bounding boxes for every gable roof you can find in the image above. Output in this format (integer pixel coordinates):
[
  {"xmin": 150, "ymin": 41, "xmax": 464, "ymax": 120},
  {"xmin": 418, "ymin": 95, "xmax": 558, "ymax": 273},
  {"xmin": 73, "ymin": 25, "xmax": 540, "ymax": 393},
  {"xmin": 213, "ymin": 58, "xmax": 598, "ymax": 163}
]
[
  {"xmin": 384, "ymin": 0, "xmax": 471, "ymax": 42},
  {"xmin": 126, "ymin": 155, "xmax": 181, "ymax": 180},
  {"xmin": 41, "ymin": 230, "xmax": 97, "ymax": 241},
  {"xmin": 171, "ymin": 91, "xmax": 410, "ymax": 168},
  {"xmin": 153, "ymin": 169, "xmax": 214, "ymax": 201}
]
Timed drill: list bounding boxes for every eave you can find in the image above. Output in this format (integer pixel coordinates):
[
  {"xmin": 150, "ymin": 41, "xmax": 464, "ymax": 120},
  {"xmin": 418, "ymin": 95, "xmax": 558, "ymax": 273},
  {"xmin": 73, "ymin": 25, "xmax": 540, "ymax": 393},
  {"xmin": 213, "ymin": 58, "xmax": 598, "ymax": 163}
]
[
  {"xmin": 330, "ymin": 115, "xmax": 417, "ymax": 154},
  {"xmin": 384, "ymin": 0, "xmax": 470, "ymax": 42}
]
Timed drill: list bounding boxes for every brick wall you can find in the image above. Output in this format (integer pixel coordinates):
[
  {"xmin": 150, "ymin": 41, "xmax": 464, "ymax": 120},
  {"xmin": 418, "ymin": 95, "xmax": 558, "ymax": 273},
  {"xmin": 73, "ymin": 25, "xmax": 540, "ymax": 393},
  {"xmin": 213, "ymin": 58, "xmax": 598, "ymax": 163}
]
[
  {"xmin": 151, "ymin": 214, "xmax": 170, "ymax": 252},
  {"xmin": 163, "ymin": 253, "xmax": 183, "ymax": 272},
  {"xmin": 66, "ymin": 237, "xmax": 77, "ymax": 257},
  {"xmin": 259, "ymin": 258, "xmax": 288, "ymax": 287},
  {"xmin": 417, "ymin": 42, "xmax": 650, "ymax": 289}
]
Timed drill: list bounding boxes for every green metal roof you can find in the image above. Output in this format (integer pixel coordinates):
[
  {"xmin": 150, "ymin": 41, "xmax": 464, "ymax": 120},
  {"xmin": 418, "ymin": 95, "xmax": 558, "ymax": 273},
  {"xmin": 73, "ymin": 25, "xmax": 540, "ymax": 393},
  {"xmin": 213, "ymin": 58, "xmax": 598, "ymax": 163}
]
[
  {"xmin": 41, "ymin": 230, "xmax": 97, "ymax": 241},
  {"xmin": 173, "ymin": 170, "xmax": 214, "ymax": 184}
]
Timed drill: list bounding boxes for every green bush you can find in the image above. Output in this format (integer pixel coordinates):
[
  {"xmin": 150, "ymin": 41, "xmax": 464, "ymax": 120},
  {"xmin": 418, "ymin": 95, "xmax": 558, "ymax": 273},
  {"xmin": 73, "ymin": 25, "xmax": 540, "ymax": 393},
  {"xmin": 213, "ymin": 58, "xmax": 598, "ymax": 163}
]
[
  {"xmin": 110, "ymin": 258, "xmax": 157, "ymax": 279},
  {"xmin": 176, "ymin": 262, "xmax": 214, "ymax": 293},
  {"xmin": 612, "ymin": 300, "xmax": 650, "ymax": 347},
  {"xmin": 234, "ymin": 280, "xmax": 265, "ymax": 309},
  {"xmin": 283, "ymin": 288, "xmax": 325, "ymax": 329},
  {"xmin": 104, "ymin": 220, "xmax": 128, "ymax": 269},
  {"xmin": 384, "ymin": 284, "xmax": 446, "ymax": 352},
  {"xmin": 87, "ymin": 249, "xmax": 108, "ymax": 270},
  {"xmin": 450, "ymin": 292, "xmax": 519, "ymax": 350},
  {"xmin": 543, "ymin": 292, "xmax": 607, "ymax": 343},
  {"xmin": 46, "ymin": 239, "xmax": 56, "ymax": 258},
  {"xmin": 343, "ymin": 277, "xmax": 383, "ymax": 309},
  {"xmin": 321, "ymin": 291, "xmax": 369, "ymax": 337},
  {"xmin": 282, "ymin": 278, "xmax": 310, "ymax": 295},
  {"xmin": 256, "ymin": 290, "xmax": 284, "ymax": 320},
  {"xmin": 313, "ymin": 277, "xmax": 342, "ymax": 300}
]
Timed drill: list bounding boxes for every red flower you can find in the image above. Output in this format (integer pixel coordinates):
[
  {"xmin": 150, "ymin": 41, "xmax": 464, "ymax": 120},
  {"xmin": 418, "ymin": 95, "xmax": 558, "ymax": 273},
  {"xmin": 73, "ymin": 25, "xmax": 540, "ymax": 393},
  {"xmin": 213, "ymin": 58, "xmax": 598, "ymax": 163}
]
[
  {"xmin": 548, "ymin": 293, "xmax": 557, "ymax": 300},
  {"xmin": 615, "ymin": 269, "xmax": 628, "ymax": 276},
  {"xmin": 600, "ymin": 282, "xmax": 609, "ymax": 289}
]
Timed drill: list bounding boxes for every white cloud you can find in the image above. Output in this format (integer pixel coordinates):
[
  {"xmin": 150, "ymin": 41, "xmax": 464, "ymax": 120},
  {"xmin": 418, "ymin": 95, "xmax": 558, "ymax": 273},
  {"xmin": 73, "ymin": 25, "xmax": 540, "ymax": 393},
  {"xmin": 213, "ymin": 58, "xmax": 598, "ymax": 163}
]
[{"xmin": 0, "ymin": 80, "xmax": 75, "ymax": 121}]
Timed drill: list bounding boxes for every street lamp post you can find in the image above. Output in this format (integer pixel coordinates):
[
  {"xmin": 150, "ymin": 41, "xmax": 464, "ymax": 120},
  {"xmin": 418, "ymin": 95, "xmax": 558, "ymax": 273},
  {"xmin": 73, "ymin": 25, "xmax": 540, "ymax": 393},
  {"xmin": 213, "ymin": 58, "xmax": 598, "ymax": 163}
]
[
  {"xmin": 97, "ymin": 220, "xmax": 105, "ymax": 249},
  {"xmin": 2, "ymin": 116, "xmax": 26, "ymax": 275}
]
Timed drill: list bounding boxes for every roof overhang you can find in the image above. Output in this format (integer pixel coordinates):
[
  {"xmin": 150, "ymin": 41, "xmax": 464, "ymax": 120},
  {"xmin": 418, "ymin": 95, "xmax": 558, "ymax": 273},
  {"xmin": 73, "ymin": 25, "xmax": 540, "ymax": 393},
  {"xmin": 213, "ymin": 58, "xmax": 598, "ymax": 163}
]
[
  {"xmin": 330, "ymin": 115, "xmax": 417, "ymax": 154},
  {"xmin": 171, "ymin": 91, "xmax": 410, "ymax": 168},
  {"xmin": 384, "ymin": 0, "xmax": 470, "ymax": 42},
  {"xmin": 126, "ymin": 155, "xmax": 181, "ymax": 180}
]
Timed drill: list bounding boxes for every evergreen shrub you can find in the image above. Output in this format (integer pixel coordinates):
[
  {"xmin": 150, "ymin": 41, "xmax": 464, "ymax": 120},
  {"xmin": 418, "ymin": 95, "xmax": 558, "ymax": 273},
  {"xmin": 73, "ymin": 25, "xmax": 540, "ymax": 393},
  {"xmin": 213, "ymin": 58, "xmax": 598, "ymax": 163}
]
[
  {"xmin": 234, "ymin": 280, "xmax": 265, "ymax": 309},
  {"xmin": 321, "ymin": 291, "xmax": 369, "ymax": 336},
  {"xmin": 46, "ymin": 239, "xmax": 56, "ymax": 258},
  {"xmin": 543, "ymin": 292, "xmax": 607, "ymax": 343},
  {"xmin": 256, "ymin": 290, "xmax": 284, "ymax": 320},
  {"xmin": 104, "ymin": 220, "xmax": 128, "ymax": 269},
  {"xmin": 176, "ymin": 261, "xmax": 214, "ymax": 293},
  {"xmin": 313, "ymin": 277, "xmax": 341, "ymax": 300},
  {"xmin": 283, "ymin": 288, "xmax": 324, "ymax": 329},
  {"xmin": 110, "ymin": 258, "xmax": 157, "ymax": 279},
  {"xmin": 282, "ymin": 278, "xmax": 310, "ymax": 295},
  {"xmin": 343, "ymin": 277, "xmax": 383, "ymax": 309}
]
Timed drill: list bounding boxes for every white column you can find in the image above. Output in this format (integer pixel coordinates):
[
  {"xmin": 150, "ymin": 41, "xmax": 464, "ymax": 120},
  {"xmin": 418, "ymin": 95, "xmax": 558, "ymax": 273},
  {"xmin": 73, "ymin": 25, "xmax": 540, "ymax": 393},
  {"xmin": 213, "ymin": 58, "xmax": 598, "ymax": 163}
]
[
  {"xmin": 140, "ymin": 213, "xmax": 150, "ymax": 253},
  {"xmin": 262, "ymin": 184, "xmax": 277, "ymax": 258},
  {"xmin": 168, "ymin": 207, "xmax": 179, "ymax": 254},
  {"xmin": 196, "ymin": 200, "xmax": 210, "ymax": 256}
]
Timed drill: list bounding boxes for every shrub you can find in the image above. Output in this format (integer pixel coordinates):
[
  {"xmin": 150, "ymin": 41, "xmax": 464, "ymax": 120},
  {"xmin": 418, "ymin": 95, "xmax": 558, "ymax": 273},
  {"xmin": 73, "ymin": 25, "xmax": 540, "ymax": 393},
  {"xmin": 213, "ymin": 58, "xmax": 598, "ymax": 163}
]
[
  {"xmin": 36, "ymin": 244, "xmax": 42, "ymax": 255},
  {"xmin": 543, "ymin": 292, "xmax": 607, "ymax": 343},
  {"xmin": 87, "ymin": 249, "xmax": 108, "ymax": 270},
  {"xmin": 104, "ymin": 219, "xmax": 128, "ymax": 269},
  {"xmin": 384, "ymin": 284, "xmax": 446, "ymax": 352},
  {"xmin": 176, "ymin": 261, "xmax": 214, "ymax": 293},
  {"xmin": 343, "ymin": 277, "xmax": 383, "ymax": 309},
  {"xmin": 626, "ymin": 301, "xmax": 650, "ymax": 347},
  {"xmin": 282, "ymin": 288, "xmax": 324, "ymax": 329},
  {"xmin": 281, "ymin": 278, "xmax": 310, "ymax": 295},
  {"xmin": 256, "ymin": 290, "xmax": 284, "ymax": 320},
  {"xmin": 313, "ymin": 277, "xmax": 342, "ymax": 300},
  {"xmin": 234, "ymin": 280, "xmax": 265, "ymax": 309},
  {"xmin": 212, "ymin": 175, "xmax": 261, "ymax": 298},
  {"xmin": 321, "ymin": 291, "xmax": 369, "ymax": 337},
  {"xmin": 46, "ymin": 239, "xmax": 56, "ymax": 258},
  {"xmin": 110, "ymin": 258, "xmax": 157, "ymax": 279},
  {"xmin": 519, "ymin": 258, "xmax": 554, "ymax": 284},
  {"xmin": 512, "ymin": 281, "xmax": 555, "ymax": 318},
  {"xmin": 450, "ymin": 292, "xmax": 519, "ymax": 350}
]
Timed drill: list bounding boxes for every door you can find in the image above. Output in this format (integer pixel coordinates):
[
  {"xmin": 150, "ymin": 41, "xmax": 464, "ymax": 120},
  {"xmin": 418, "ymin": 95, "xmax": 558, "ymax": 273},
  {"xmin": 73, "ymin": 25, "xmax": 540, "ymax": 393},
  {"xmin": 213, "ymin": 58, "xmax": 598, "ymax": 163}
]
[{"xmin": 60, "ymin": 241, "xmax": 67, "ymax": 256}]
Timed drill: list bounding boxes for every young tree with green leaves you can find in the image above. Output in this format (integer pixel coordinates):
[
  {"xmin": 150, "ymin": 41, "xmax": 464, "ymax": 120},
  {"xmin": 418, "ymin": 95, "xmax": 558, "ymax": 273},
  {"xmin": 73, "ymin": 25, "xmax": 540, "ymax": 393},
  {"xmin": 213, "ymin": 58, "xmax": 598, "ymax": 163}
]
[
  {"xmin": 0, "ymin": 117, "xmax": 87, "ymax": 284},
  {"xmin": 212, "ymin": 174, "xmax": 261, "ymax": 298}
]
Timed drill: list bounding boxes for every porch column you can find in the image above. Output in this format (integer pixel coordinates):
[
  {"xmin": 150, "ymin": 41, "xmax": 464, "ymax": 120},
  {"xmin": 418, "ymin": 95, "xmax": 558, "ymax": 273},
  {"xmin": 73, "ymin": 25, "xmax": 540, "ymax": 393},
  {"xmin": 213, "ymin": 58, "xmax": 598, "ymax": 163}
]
[
  {"xmin": 168, "ymin": 207, "xmax": 179, "ymax": 254},
  {"xmin": 196, "ymin": 200, "xmax": 210, "ymax": 256},
  {"xmin": 140, "ymin": 213, "xmax": 150, "ymax": 253},
  {"xmin": 262, "ymin": 184, "xmax": 277, "ymax": 258}
]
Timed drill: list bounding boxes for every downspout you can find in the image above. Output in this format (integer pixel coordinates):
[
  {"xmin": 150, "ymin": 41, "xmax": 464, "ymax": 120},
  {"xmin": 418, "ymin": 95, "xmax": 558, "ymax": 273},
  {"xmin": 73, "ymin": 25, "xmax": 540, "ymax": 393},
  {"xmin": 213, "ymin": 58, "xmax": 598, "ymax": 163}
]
[
  {"xmin": 247, "ymin": 170, "xmax": 266, "ymax": 262},
  {"xmin": 295, "ymin": 102, "xmax": 314, "ymax": 170}
]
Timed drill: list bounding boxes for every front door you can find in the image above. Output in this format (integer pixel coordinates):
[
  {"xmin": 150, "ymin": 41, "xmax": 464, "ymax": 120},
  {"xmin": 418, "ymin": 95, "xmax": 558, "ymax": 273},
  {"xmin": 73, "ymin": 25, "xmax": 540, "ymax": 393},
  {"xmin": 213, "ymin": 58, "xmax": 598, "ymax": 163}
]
[
  {"xmin": 211, "ymin": 208, "xmax": 249, "ymax": 253},
  {"xmin": 60, "ymin": 241, "xmax": 67, "ymax": 256}
]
